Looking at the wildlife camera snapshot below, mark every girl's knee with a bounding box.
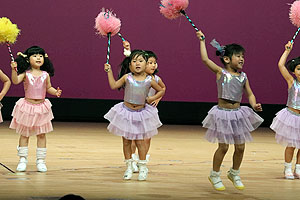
[37,134,46,139]
[218,143,229,153]
[235,144,245,153]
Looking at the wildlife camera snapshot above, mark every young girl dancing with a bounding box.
[130,50,166,172]
[0,69,11,123]
[104,49,165,181]
[196,31,263,191]
[270,41,300,180]
[10,46,62,172]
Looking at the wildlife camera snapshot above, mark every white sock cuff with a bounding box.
[36,148,47,159]
[17,146,28,157]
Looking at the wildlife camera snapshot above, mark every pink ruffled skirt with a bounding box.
[202,105,264,144]
[270,108,300,148]
[104,102,162,140]
[9,98,54,137]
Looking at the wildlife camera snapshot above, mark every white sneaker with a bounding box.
[123,159,133,180]
[208,170,225,191]
[284,162,295,180]
[16,157,28,172]
[227,168,245,190]
[294,164,300,179]
[36,159,47,172]
[138,161,148,181]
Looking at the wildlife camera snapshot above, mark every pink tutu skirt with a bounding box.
[104,102,162,140]
[202,105,264,144]
[270,108,300,148]
[0,102,3,123]
[9,98,54,137]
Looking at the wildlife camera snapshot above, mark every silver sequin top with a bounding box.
[217,69,247,102]
[287,79,300,109]
[148,75,160,97]
[124,73,152,105]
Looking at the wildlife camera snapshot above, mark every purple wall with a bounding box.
[0,0,297,104]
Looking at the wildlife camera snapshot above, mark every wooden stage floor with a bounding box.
[0,121,299,200]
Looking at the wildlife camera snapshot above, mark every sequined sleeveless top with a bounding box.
[148,75,160,97]
[124,73,152,105]
[217,69,247,103]
[24,70,48,99]
[287,79,300,109]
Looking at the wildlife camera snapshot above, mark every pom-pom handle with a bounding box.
[117,32,125,41]
[106,33,111,64]
[291,27,300,44]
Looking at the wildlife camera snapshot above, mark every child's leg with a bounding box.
[135,140,147,160]
[212,143,229,172]
[295,149,300,178]
[36,134,47,172]
[122,137,132,159]
[284,147,295,179]
[145,138,151,154]
[145,138,151,161]
[285,147,295,163]
[131,140,137,154]
[122,137,133,180]
[232,144,245,170]
[17,136,29,172]
[135,140,148,181]
[130,140,139,173]
[209,143,229,191]
[227,143,246,190]
[19,135,29,147]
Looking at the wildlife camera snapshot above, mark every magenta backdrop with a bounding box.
[0,0,298,104]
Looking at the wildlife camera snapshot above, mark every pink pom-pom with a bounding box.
[160,0,189,19]
[95,8,121,36]
[290,0,300,27]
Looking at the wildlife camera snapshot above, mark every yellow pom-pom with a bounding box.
[0,17,21,44]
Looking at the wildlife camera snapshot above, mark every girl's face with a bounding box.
[229,52,244,70]
[29,54,44,69]
[293,64,300,80]
[146,57,157,75]
[129,55,146,74]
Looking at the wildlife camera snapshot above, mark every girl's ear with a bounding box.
[223,56,230,64]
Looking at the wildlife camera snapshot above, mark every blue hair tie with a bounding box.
[210,39,225,56]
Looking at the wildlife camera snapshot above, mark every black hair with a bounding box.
[287,56,300,72]
[117,49,148,90]
[15,46,54,76]
[145,50,159,75]
[216,43,245,65]
[118,49,148,79]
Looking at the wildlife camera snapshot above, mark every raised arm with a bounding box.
[0,69,11,101]
[244,79,262,112]
[10,61,25,84]
[196,31,222,75]
[278,42,294,88]
[104,63,127,90]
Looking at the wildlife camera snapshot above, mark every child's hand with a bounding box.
[10,61,17,70]
[253,103,262,112]
[196,31,205,41]
[123,41,130,50]
[285,41,293,51]
[150,99,160,107]
[56,87,62,97]
[104,63,111,72]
